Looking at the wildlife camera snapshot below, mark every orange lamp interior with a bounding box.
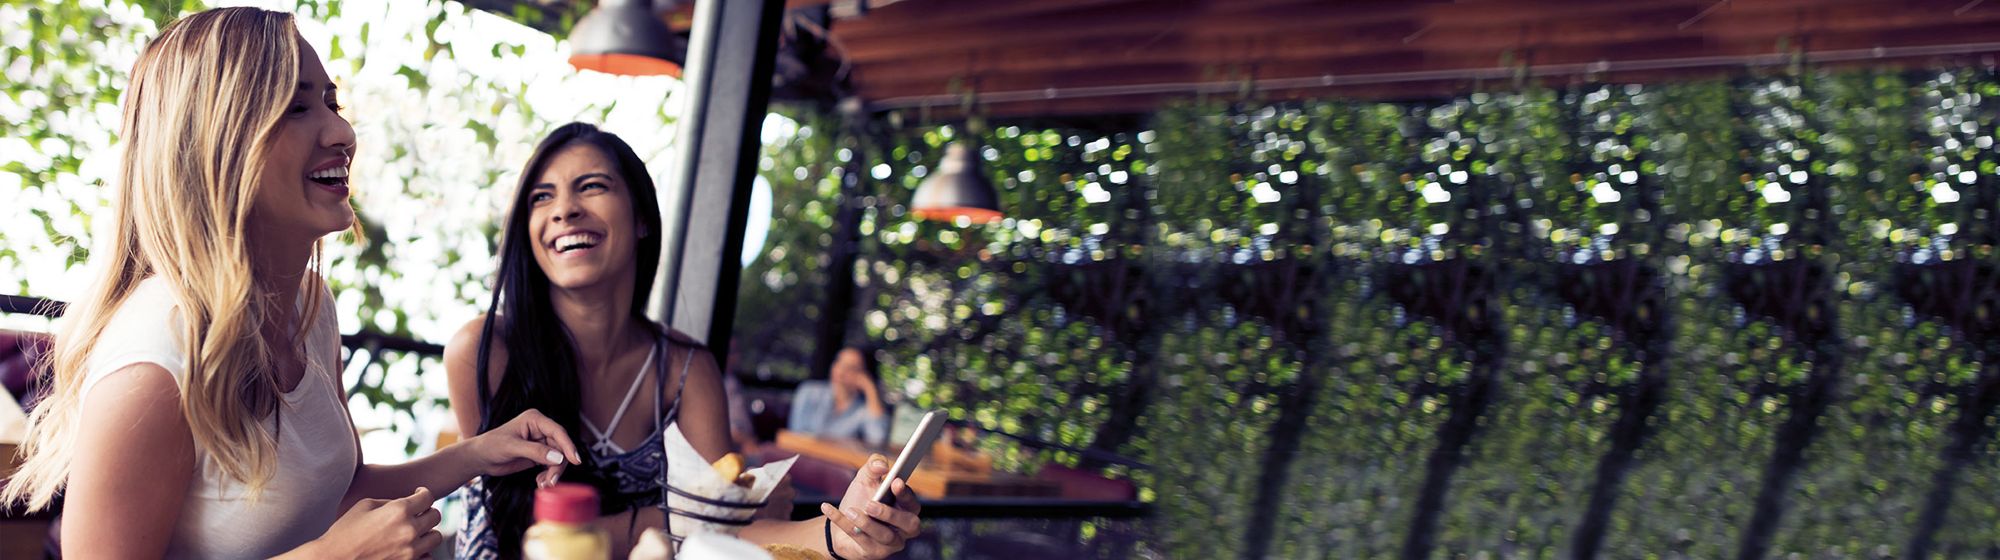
[569,53,683,78]
[911,207,1005,224]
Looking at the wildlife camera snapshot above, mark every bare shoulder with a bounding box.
[663,328,720,385]
[80,362,191,441]
[66,362,195,558]
[663,328,705,349]
[445,314,508,392]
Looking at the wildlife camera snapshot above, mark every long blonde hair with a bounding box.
[2,7,323,509]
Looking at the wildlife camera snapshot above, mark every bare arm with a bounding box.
[736,465,924,560]
[344,317,577,507]
[444,316,505,440]
[342,445,481,507]
[62,363,196,558]
[342,418,577,509]
[672,342,733,463]
[337,317,506,507]
[68,364,448,560]
[715,352,921,559]
[860,381,888,419]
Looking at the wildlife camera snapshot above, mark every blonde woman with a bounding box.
[1,8,580,559]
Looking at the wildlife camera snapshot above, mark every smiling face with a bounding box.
[250,40,355,243]
[528,143,645,291]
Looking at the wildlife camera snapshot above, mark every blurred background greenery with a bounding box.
[4,1,1998,558]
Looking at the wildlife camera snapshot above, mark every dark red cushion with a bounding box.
[0,329,52,410]
[1035,463,1137,501]
[0,331,58,551]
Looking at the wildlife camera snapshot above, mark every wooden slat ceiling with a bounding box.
[484,0,2000,119]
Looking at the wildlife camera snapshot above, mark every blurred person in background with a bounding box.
[788,346,891,446]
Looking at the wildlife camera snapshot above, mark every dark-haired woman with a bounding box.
[788,346,891,445]
[446,123,921,559]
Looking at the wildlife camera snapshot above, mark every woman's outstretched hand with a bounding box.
[467,408,582,486]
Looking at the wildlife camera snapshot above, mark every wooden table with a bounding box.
[0,441,43,560]
[774,430,1059,499]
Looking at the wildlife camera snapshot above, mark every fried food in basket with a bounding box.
[764,543,830,560]
[710,452,756,488]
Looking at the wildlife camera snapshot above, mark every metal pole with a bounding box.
[651,0,785,354]
[647,0,723,330]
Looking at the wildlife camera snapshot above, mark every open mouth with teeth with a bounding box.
[309,166,349,187]
[553,232,603,254]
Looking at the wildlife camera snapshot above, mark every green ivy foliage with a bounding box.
[738,71,1996,557]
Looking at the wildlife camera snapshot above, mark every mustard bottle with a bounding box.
[523,483,611,560]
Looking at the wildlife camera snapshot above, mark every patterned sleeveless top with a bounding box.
[456,330,694,560]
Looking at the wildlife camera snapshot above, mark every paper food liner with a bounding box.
[663,421,798,542]
[675,531,774,560]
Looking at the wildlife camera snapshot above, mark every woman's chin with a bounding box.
[316,211,356,238]
[547,270,612,292]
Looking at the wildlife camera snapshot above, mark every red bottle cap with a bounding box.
[535,483,598,524]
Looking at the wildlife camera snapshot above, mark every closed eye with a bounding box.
[530,191,554,203]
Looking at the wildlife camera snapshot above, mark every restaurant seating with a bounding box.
[0,329,51,409]
[0,328,59,559]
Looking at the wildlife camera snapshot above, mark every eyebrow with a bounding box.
[295,81,338,93]
[532,173,617,191]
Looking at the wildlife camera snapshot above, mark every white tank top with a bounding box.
[78,275,358,559]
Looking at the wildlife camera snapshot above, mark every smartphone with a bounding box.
[872,410,946,505]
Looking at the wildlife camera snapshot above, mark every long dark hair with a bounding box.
[475,122,663,557]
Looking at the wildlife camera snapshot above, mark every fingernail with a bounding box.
[845,510,861,523]
[545,450,563,465]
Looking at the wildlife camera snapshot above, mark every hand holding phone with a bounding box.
[873,410,946,505]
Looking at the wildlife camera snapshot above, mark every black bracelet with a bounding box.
[825,517,850,560]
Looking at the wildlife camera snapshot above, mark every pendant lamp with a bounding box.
[910,140,1003,224]
[569,0,686,77]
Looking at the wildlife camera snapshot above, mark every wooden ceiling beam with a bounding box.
[831,0,1923,42]
[833,1,1219,62]
[905,52,1989,120]
[1690,3,2000,39]
[831,0,1962,64]
[851,28,2000,105]
[1402,2,1994,50]
[830,0,1164,33]
[908,79,1542,120]
[838,0,1993,88]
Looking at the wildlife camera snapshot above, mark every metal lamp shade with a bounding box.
[569,0,686,77]
[911,141,1004,223]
